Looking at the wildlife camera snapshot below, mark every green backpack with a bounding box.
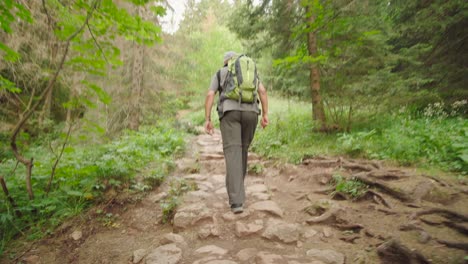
[221,54,258,104]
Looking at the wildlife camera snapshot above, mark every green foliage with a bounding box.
[337,103,468,173]
[251,96,337,163]
[0,122,186,255]
[331,174,368,199]
[160,178,197,224]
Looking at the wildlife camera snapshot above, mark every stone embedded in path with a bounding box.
[173,203,213,230]
[211,174,225,184]
[22,255,40,264]
[215,187,228,195]
[183,190,212,203]
[145,243,182,264]
[255,251,285,264]
[197,181,215,192]
[222,209,251,221]
[249,201,284,217]
[198,223,221,239]
[205,261,238,264]
[235,220,264,237]
[201,153,225,160]
[236,248,258,262]
[262,218,301,244]
[149,192,167,203]
[71,230,82,240]
[183,174,207,181]
[303,228,319,239]
[289,261,325,264]
[132,249,147,264]
[252,192,270,201]
[194,245,228,256]
[306,249,345,264]
[247,184,268,194]
[161,233,187,247]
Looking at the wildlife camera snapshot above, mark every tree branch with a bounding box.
[86,21,109,64]
[46,121,73,195]
[10,0,99,200]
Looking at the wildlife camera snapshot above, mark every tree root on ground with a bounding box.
[353,175,413,202]
[436,239,468,251]
[305,206,342,224]
[341,161,375,172]
[339,234,361,243]
[411,208,468,222]
[377,239,431,264]
[367,170,409,181]
[443,221,468,236]
[335,223,364,232]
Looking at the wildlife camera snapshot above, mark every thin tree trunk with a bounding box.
[306,6,327,131]
[128,6,145,131]
[46,121,73,195]
[0,176,22,217]
[10,1,98,200]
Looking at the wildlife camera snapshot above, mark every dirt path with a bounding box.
[4,130,468,264]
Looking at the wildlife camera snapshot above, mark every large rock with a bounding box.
[236,220,264,237]
[306,249,345,264]
[145,244,182,264]
[173,203,213,229]
[255,251,285,264]
[262,219,300,244]
[249,201,284,217]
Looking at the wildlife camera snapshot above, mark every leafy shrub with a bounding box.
[0,122,186,255]
[331,174,368,199]
[160,178,197,224]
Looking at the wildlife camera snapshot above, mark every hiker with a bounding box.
[204,51,269,214]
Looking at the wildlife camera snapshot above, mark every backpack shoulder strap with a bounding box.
[216,69,221,93]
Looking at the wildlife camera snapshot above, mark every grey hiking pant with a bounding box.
[220,110,258,205]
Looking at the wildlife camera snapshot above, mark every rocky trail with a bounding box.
[4,130,468,264]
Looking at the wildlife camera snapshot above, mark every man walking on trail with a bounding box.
[204,51,269,214]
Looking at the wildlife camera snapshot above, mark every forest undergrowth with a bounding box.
[0,121,186,256]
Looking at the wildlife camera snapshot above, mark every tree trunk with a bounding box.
[306,8,327,130]
[128,7,145,131]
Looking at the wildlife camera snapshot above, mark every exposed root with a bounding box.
[368,170,408,181]
[411,208,468,222]
[303,159,338,167]
[377,239,431,264]
[399,223,424,231]
[330,191,348,200]
[367,189,392,208]
[306,206,342,224]
[313,187,334,195]
[342,161,374,172]
[353,175,412,202]
[443,221,468,236]
[377,208,397,215]
[335,223,364,232]
[339,234,360,243]
[436,239,468,251]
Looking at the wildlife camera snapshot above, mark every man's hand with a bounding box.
[204,120,214,135]
[261,114,269,129]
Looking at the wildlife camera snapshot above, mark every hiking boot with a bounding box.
[230,204,243,214]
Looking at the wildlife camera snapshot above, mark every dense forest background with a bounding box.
[0,0,466,256]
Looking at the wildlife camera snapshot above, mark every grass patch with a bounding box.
[184,95,467,178]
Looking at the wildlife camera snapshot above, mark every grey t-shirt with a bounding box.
[209,67,260,118]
